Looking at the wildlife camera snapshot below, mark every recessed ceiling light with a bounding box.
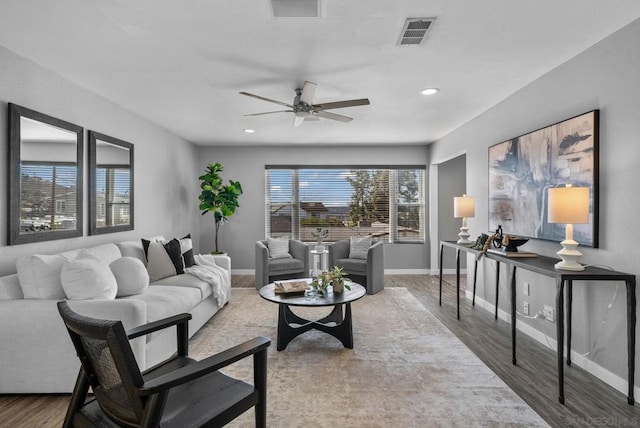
[420,88,439,95]
[244,129,255,133]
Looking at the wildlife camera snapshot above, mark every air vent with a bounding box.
[398,18,436,46]
[271,0,320,18]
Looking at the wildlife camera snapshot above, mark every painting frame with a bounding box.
[488,110,599,247]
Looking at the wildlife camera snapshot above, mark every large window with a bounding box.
[265,166,425,243]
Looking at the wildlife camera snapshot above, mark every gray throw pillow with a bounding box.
[350,236,372,259]
[267,237,292,259]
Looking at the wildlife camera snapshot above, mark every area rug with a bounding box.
[190,288,549,427]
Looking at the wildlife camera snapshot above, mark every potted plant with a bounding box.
[198,162,243,254]
[327,265,350,294]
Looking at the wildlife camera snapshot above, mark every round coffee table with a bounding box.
[258,279,366,351]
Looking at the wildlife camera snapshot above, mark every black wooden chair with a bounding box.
[57,301,270,428]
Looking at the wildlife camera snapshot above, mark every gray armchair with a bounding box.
[255,239,310,289]
[328,239,384,295]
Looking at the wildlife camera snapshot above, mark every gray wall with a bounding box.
[437,154,467,269]
[196,145,429,271]
[0,45,201,276]
[429,18,640,389]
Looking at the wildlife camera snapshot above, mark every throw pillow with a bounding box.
[142,238,184,282]
[267,237,292,259]
[349,236,372,259]
[110,257,149,297]
[180,234,196,268]
[61,250,118,300]
[16,253,72,299]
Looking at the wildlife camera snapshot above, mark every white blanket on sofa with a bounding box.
[185,255,231,308]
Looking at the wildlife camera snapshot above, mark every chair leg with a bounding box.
[63,368,91,428]
[254,348,268,428]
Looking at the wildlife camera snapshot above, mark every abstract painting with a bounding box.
[488,110,599,247]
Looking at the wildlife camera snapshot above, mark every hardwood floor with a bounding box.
[2,274,638,427]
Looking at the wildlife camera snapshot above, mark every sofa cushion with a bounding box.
[151,273,212,300]
[86,243,122,265]
[110,257,149,297]
[269,257,304,274]
[117,236,165,263]
[122,285,201,341]
[142,238,184,282]
[335,258,367,275]
[349,236,372,259]
[16,253,76,299]
[0,274,23,300]
[180,234,196,268]
[267,237,292,259]
[61,250,118,300]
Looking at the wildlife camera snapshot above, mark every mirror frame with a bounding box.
[8,104,84,245]
[88,131,134,235]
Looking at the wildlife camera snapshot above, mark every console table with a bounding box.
[438,240,636,405]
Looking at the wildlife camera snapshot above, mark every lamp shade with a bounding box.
[454,195,475,218]
[547,186,589,224]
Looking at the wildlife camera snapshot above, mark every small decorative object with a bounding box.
[547,184,590,271]
[502,235,529,252]
[454,194,475,246]
[312,227,328,252]
[328,265,349,294]
[310,266,351,296]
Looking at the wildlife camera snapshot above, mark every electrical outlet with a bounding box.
[543,305,555,323]
[523,301,530,316]
[523,282,530,296]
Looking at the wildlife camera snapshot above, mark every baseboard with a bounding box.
[465,290,638,402]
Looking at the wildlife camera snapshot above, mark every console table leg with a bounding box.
[567,281,573,366]
[627,279,636,405]
[456,249,461,319]
[439,244,444,306]
[556,279,565,404]
[495,261,500,320]
[472,259,478,307]
[510,266,517,365]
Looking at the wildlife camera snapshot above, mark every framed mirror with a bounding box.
[9,104,83,245]
[89,131,134,235]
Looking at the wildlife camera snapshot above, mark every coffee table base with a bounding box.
[277,303,353,351]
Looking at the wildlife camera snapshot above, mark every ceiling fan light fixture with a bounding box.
[420,88,439,95]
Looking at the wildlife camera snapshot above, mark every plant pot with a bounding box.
[332,279,344,294]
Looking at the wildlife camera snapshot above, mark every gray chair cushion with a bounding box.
[335,258,366,275]
[269,257,304,274]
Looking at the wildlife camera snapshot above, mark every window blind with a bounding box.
[96,166,131,227]
[19,162,77,231]
[265,166,425,243]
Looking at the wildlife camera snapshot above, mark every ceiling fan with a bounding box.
[239,81,370,127]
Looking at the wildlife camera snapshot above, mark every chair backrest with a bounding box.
[58,301,145,426]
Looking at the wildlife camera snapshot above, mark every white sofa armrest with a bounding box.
[0,298,148,393]
[211,254,231,272]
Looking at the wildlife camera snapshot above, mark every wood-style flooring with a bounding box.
[1,274,638,427]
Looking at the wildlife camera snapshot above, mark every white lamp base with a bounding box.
[457,226,473,246]
[554,238,584,271]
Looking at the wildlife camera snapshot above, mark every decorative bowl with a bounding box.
[503,236,529,252]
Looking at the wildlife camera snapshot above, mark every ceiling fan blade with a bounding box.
[299,81,317,105]
[244,110,293,117]
[312,98,370,111]
[312,110,353,123]
[293,116,305,127]
[239,91,293,108]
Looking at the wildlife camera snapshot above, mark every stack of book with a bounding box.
[274,280,308,295]
[487,248,537,258]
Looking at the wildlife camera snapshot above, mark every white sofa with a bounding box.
[0,239,231,393]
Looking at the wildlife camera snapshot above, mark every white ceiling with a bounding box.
[1,0,639,147]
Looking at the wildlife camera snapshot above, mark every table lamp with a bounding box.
[547,184,589,271]
[454,194,475,246]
